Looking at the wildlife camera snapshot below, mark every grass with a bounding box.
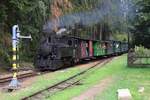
[133,58,150,65]
[45,55,126,100]
[0,54,150,100]
[46,55,150,100]
[0,67,84,100]
[95,56,150,100]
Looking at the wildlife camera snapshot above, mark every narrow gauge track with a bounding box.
[0,70,37,83]
[0,59,101,84]
[21,57,113,100]
[0,57,110,84]
[0,56,110,84]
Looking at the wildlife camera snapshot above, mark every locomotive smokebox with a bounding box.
[39,42,52,57]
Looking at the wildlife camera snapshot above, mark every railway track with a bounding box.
[0,57,109,84]
[21,57,113,100]
[0,70,36,83]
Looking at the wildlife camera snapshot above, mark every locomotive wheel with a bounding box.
[70,59,75,66]
[73,58,79,64]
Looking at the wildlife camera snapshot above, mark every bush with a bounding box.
[0,33,11,68]
[134,45,150,56]
[0,47,11,68]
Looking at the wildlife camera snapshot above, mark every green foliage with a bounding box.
[0,49,11,66]
[132,0,150,48]
[69,0,129,40]
[0,43,11,68]
[134,45,150,56]
[0,0,131,67]
[113,31,128,41]
[0,0,51,65]
[0,32,11,67]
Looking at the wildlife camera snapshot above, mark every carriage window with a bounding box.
[47,37,51,43]
[116,43,119,48]
[75,40,78,45]
[68,40,72,46]
[74,40,78,47]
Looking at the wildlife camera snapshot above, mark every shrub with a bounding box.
[134,45,150,56]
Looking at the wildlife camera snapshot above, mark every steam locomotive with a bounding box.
[34,28,128,70]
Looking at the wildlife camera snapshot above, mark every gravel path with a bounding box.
[72,77,113,100]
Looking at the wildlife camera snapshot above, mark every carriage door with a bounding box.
[74,39,79,58]
[89,40,93,57]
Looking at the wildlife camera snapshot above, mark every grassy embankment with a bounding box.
[0,54,149,100]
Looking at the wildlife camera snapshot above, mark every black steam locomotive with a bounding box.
[34,28,128,70]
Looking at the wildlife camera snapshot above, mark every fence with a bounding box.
[128,51,150,67]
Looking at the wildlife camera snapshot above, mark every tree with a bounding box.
[0,0,132,67]
[132,0,150,48]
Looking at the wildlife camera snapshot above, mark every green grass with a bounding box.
[1,55,150,100]
[0,67,84,100]
[95,57,150,100]
[46,55,150,100]
[45,55,127,100]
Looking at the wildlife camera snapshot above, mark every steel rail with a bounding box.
[21,57,113,100]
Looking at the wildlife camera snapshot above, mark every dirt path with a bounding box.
[72,77,113,100]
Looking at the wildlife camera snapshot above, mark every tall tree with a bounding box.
[132,0,150,48]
